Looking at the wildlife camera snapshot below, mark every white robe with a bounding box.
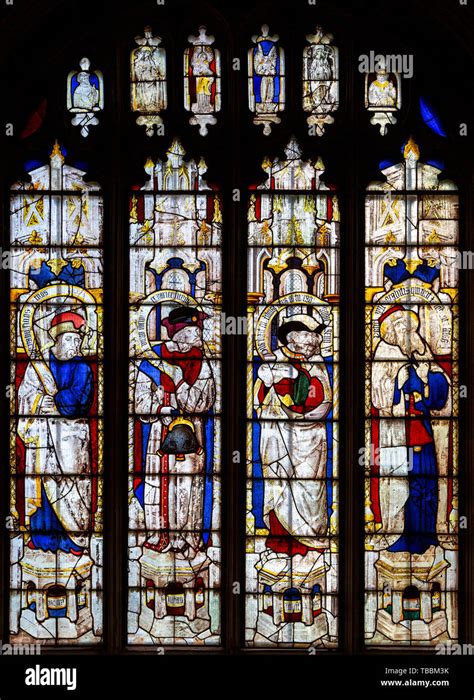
[371,341,410,544]
[17,363,92,547]
[256,349,332,547]
[135,346,215,554]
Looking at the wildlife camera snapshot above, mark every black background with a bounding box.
[0,0,472,696]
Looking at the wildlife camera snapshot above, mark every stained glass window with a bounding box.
[364,138,459,646]
[364,58,401,136]
[303,26,339,137]
[184,26,221,136]
[130,27,167,136]
[128,139,222,645]
[2,0,470,665]
[248,25,285,135]
[246,138,340,648]
[9,142,104,644]
[67,58,104,138]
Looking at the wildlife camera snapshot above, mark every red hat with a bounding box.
[378,304,419,337]
[378,304,406,327]
[162,306,208,339]
[49,312,87,340]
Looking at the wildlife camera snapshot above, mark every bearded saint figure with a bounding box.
[371,305,450,554]
[255,314,332,553]
[18,311,94,555]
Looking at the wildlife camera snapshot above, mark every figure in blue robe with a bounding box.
[388,363,449,554]
[29,348,94,554]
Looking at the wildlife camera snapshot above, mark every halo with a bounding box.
[254,292,333,360]
[135,289,201,358]
[372,279,452,354]
[20,283,97,360]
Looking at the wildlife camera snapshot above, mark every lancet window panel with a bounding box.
[127,139,223,646]
[8,143,104,645]
[246,138,340,648]
[364,139,459,647]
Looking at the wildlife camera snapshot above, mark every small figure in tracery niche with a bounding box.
[184,26,221,135]
[67,57,104,137]
[365,58,400,135]
[368,66,397,108]
[249,25,285,135]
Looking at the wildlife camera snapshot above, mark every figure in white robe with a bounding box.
[17,311,94,555]
[190,47,215,113]
[72,73,99,111]
[133,45,166,112]
[134,306,216,558]
[368,69,397,107]
[255,314,332,552]
[254,43,278,111]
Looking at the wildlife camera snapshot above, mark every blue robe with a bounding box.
[30,353,94,553]
[388,366,449,554]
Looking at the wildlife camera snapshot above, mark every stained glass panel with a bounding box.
[246,138,339,648]
[365,138,459,646]
[9,143,104,644]
[128,140,222,645]
[303,26,339,136]
[184,26,221,136]
[248,24,285,136]
[364,58,401,136]
[67,58,104,138]
[130,27,167,137]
